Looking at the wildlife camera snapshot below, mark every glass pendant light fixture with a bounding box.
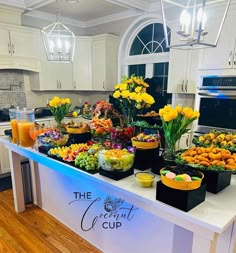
[41,0,76,62]
[160,0,232,49]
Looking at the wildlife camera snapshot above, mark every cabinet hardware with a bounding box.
[8,43,11,54]
[186,135,189,147]
[73,81,76,89]
[12,44,14,54]
[59,80,62,89]
[228,51,232,65]
[234,53,236,65]
[103,81,105,89]
[181,80,184,92]
[185,80,188,92]
[56,80,59,89]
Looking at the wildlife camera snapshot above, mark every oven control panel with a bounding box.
[200,76,236,89]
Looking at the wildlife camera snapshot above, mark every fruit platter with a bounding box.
[136,110,159,117]
[193,131,236,152]
[48,143,102,173]
[98,149,135,171]
[66,122,89,134]
[176,146,236,172]
[37,130,69,148]
[110,126,134,146]
[131,132,160,149]
[160,165,204,190]
[90,118,113,139]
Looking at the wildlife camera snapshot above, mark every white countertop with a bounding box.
[1,137,235,240]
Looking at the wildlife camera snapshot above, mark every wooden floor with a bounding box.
[0,189,102,253]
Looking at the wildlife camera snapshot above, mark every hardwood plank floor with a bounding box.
[0,190,102,253]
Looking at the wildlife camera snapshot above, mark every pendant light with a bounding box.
[160,0,232,49]
[41,0,76,62]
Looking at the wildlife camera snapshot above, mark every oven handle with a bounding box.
[198,92,236,98]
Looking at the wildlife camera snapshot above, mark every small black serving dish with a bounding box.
[99,167,134,180]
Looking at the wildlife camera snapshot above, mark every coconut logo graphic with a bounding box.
[104,196,124,213]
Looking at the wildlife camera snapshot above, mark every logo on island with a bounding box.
[69,192,138,231]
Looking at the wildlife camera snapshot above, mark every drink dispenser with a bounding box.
[18,108,35,147]
[9,107,19,144]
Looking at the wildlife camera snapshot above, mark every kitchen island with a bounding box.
[1,137,236,253]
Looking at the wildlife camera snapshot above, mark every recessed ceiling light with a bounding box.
[65,0,80,3]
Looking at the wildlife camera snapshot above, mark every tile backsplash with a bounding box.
[0,70,26,108]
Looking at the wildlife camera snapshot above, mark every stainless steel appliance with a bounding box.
[195,76,236,134]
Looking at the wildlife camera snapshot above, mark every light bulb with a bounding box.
[49,40,54,53]
[197,8,207,30]
[65,41,70,53]
[57,39,62,52]
[180,10,191,34]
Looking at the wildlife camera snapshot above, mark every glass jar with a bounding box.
[17,108,35,147]
[9,107,19,144]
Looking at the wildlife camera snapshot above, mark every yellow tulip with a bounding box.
[175,105,182,113]
[115,84,121,89]
[113,90,121,98]
[129,92,138,100]
[119,83,127,91]
[192,111,200,118]
[121,90,130,98]
[182,107,193,119]
[136,103,142,109]
[65,98,71,104]
[135,86,142,93]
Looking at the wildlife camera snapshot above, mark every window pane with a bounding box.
[130,37,144,56]
[128,64,146,77]
[137,24,153,47]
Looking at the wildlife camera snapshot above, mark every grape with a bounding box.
[75,152,98,171]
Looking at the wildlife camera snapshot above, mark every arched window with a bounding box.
[130,23,170,55]
[118,15,172,106]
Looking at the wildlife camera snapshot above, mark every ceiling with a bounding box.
[0,0,161,28]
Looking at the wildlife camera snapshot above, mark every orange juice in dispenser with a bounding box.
[9,107,19,144]
[18,108,35,147]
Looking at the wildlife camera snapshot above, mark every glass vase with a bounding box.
[121,107,136,127]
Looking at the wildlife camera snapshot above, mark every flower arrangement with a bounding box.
[112,75,155,126]
[48,96,71,131]
[91,100,120,119]
[159,105,200,159]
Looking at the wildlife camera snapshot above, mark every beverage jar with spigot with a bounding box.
[17,108,35,147]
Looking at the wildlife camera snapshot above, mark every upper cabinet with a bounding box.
[0,26,40,59]
[73,37,93,90]
[91,34,119,91]
[198,14,236,70]
[167,24,198,94]
[30,62,73,91]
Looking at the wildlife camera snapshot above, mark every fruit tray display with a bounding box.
[37,130,69,147]
[176,146,236,172]
[98,149,135,172]
[160,165,203,190]
[66,122,89,134]
[193,131,236,152]
[131,132,160,149]
[48,143,102,174]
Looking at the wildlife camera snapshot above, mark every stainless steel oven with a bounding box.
[195,76,236,133]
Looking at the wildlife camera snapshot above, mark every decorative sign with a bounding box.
[69,191,138,232]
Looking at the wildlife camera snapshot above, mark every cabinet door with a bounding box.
[185,50,198,94]
[56,63,73,90]
[0,27,11,56]
[0,142,10,174]
[10,29,40,59]
[167,23,189,93]
[40,62,58,90]
[178,133,191,150]
[73,38,92,90]
[91,39,106,91]
[198,15,236,70]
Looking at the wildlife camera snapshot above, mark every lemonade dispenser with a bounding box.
[9,107,19,144]
[18,108,35,147]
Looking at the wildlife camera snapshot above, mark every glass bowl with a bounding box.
[135,172,155,187]
[98,149,135,172]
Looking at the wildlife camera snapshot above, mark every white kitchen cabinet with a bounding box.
[30,62,73,91]
[0,26,40,59]
[198,14,236,70]
[73,37,93,90]
[167,24,198,94]
[91,34,119,91]
[0,125,11,174]
[178,133,192,150]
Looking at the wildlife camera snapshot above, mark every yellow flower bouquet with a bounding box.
[48,96,71,131]
[159,105,200,160]
[113,75,155,126]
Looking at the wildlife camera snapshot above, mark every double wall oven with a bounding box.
[195,76,236,134]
